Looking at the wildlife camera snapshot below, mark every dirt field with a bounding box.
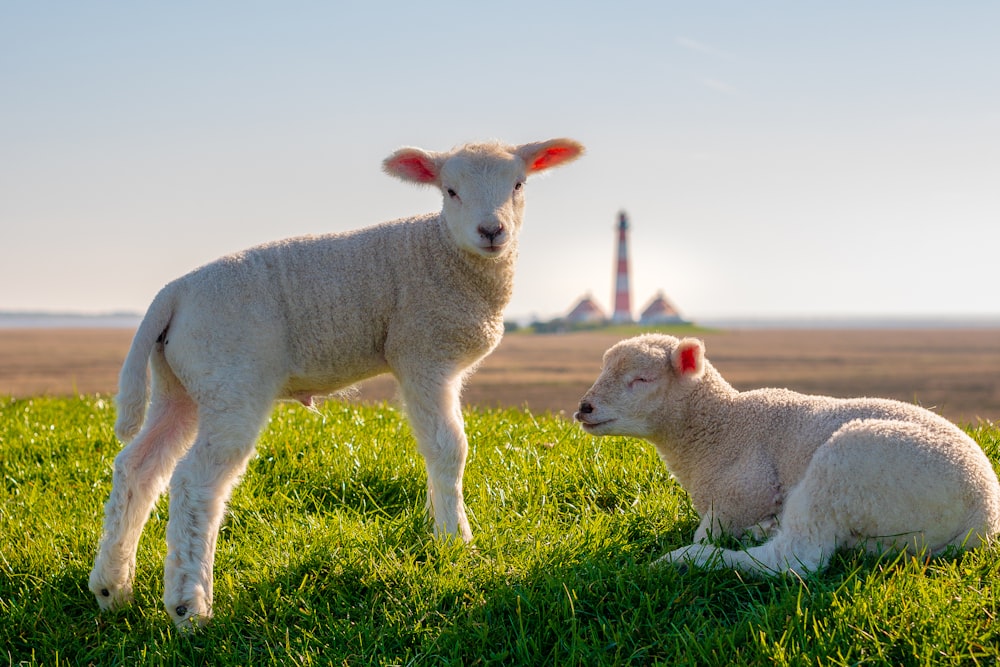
[2,327,998,424]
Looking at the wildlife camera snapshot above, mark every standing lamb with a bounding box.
[89,138,584,628]
[575,334,1000,576]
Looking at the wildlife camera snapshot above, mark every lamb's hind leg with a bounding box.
[162,398,272,629]
[398,373,472,543]
[90,355,198,610]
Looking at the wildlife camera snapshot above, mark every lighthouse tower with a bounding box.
[611,211,634,323]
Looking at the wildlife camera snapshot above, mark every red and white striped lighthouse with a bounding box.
[611,211,633,323]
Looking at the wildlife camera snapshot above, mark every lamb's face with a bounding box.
[382,139,583,260]
[575,338,674,438]
[439,151,526,259]
[574,334,705,439]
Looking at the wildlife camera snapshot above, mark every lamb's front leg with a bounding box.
[692,508,721,543]
[657,509,739,570]
[399,374,472,542]
[692,506,772,543]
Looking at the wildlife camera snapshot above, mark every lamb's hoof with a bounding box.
[169,602,211,632]
[654,544,714,571]
[651,552,687,573]
[88,578,134,612]
[164,575,212,630]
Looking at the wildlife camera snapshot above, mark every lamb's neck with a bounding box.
[434,217,517,314]
[650,370,740,479]
[464,248,517,311]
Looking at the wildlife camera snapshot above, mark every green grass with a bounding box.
[2,396,999,666]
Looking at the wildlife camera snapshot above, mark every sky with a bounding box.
[2,1,998,322]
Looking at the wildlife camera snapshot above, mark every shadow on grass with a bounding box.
[296,468,425,520]
[217,519,900,665]
[4,531,987,666]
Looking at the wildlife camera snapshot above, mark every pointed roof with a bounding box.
[566,294,607,323]
[640,291,684,323]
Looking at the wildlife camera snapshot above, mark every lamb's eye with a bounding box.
[447,188,458,199]
[628,377,649,389]
[513,182,523,192]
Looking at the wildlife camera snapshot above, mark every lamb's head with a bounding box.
[575,334,707,439]
[383,138,584,259]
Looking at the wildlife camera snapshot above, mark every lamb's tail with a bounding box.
[114,286,177,443]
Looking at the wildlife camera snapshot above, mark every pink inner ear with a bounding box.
[678,345,699,375]
[390,155,437,183]
[530,146,576,172]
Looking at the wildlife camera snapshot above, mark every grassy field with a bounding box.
[2,396,1000,665]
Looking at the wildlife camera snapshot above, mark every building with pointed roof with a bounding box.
[639,291,685,324]
[565,293,607,324]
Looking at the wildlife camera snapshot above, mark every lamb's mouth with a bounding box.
[575,415,615,430]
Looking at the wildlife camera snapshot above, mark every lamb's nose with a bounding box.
[478,223,504,242]
[577,400,594,414]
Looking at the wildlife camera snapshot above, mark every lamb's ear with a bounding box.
[516,138,585,174]
[670,338,705,381]
[383,148,444,186]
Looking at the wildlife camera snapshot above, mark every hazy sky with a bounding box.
[3,2,998,321]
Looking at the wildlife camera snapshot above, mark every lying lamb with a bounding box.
[89,138,584,628]
[575,334,1000,576]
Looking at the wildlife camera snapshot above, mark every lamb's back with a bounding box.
[165,214,505,392]
[729,388,964,488]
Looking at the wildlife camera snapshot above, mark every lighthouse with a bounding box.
[611,210,633,323]
[563,208,689,329]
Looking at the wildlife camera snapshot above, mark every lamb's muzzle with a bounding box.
[573,400,603,428]
[477,222,504,242]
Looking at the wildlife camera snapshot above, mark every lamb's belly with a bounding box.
[281,354,390,402]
